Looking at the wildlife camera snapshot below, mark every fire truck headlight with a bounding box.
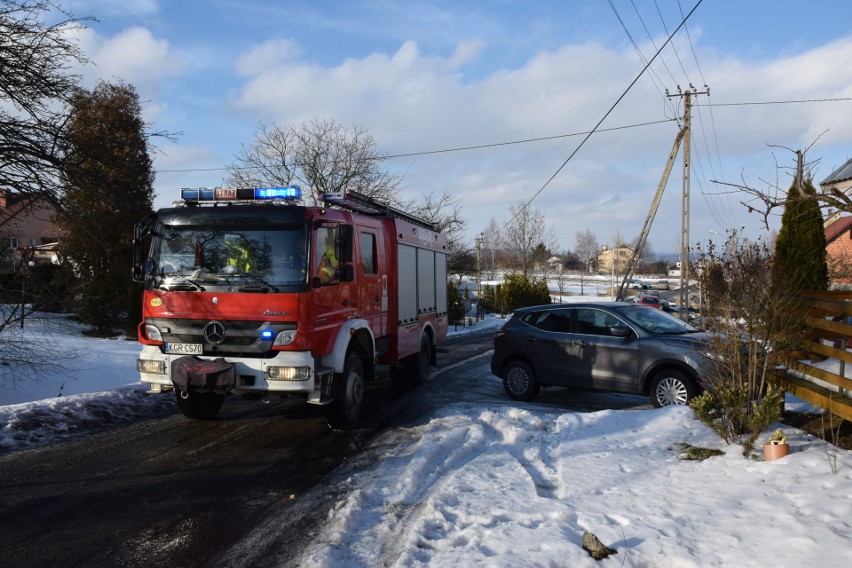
[272,330,297,346]
[138,359,166,374]
[145,324,163,342]
[267,366,311,381]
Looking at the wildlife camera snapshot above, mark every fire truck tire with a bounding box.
[175,390,225,420]
[327,349,365,429]
[405,334,432,387]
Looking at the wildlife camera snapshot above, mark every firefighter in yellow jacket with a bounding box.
[317,243,338,283]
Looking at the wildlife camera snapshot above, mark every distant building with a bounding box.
[825,216,852,288]
[596,245,635,275]
[820,157,852,226]
[820,159,852,288]
[0,192,61,271]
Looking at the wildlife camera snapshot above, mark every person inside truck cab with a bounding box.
[317,242,338,283]
[225,237,252,273]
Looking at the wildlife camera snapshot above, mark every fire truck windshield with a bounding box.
[155,225,308,289]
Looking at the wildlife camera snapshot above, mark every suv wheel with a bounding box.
[650,370,696,407]
[502,360,540,401]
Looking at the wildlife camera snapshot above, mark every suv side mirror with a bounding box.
[609,326,632,338]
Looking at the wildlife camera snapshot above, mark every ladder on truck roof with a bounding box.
[322,190,437,231]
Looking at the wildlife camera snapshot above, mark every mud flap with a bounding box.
[171,356,236,393]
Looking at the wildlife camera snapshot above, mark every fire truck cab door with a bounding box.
[311,223,354,347]
[356,227,387,337]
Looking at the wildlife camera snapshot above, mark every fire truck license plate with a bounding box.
[166,343,203,355]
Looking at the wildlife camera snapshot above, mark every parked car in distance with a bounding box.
[639,295,663,309]
[633,291,671,311]
[629,279,649,290]
[654,279,670,290]
[491,302,711,407]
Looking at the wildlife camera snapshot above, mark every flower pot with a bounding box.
[763,442,790,461]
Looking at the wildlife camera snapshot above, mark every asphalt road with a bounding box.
[0,329,497,568]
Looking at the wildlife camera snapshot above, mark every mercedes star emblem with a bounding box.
[203,320,226,345]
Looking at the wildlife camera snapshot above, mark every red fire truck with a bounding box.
[132,187,448,428]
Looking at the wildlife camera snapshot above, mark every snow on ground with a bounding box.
[0,313,170,451]
[295,397,852,567]
[2,306,851,567]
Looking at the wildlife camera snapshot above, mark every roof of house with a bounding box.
[825,216,852,244]
[821,157,852,186]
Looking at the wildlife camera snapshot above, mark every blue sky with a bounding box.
[56,0,852,254]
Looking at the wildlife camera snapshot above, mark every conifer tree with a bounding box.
[57,81,154,333]
[770,151,828,294]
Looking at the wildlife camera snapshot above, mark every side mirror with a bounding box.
[337,224,354,263]
[609,326,632,338]
[336,264,354,282]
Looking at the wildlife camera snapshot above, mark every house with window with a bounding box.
[824,215,852,288]
[821,157,852,225]
[820,158,852,288]
[0,192,61,271]
[596,245,635,275]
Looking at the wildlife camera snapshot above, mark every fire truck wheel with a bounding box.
[328,349,365,429]
[405,334,432,386]
[175,390,225,420]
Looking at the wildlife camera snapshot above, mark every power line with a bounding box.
[383,119,675,159]
[607,0,678,118]
[154,118,677,174]
[506,0,704,226]
[154,97,852,175]
[700,97,852,107]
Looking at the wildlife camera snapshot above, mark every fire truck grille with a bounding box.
[169,319,261,331]
[172,333,256,346]
[149,318,295,356]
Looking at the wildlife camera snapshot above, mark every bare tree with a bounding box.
[481,218,500,279]
[404,191,465,244]
[713,143,850,228]
[1,1,94,380]
[0,1,91,213]
[690,232,793,455]
[574,228,599,273]
[227,118,400,206]
[404,190,471,282]
[553,264,569,301]
[629,234,656,273]
[501,201,557,278]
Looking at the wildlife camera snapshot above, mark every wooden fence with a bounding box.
[773,291,852,421]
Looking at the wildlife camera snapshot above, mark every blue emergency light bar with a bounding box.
[180,186,302,203]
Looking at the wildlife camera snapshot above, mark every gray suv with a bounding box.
[490,302,711,407]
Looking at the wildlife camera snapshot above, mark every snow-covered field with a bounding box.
[1,306,851,567]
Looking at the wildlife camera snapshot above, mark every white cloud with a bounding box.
[235,38,303,77]
[68,26,184,122]
[446,39,484,70]
[224,33,852,249]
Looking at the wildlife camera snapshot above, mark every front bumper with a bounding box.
[138,344,316,395]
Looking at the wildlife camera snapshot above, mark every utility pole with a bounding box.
[475,233,483,321]
[667,85,709,319]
